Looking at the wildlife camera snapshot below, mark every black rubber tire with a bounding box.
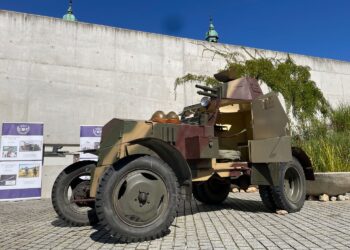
[271,158,306,213]
[51,161,98,226]
[192,182,206,203]
[192,178,230,205]
[95,156,180,242]
[259,185,277,212]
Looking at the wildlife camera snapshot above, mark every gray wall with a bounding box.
[1,10,350,198]
[1,10,350,145]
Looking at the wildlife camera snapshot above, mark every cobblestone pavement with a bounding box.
[1,193,350,250]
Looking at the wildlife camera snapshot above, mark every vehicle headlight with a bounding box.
[200,97,210,107]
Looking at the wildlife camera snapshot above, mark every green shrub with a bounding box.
[296,133,350,172]
[332,104,350,133]
[295,104,350,172]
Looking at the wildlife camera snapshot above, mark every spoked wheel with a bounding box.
[95,156,179,242]
[193,175,230,205]
[52,161,98,226]
[271,158,306,212]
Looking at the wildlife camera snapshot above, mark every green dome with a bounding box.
[63,1,77,21]
[63,13,76,22]
[205,18,219,43]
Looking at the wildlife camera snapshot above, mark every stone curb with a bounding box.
[307,172,350,196]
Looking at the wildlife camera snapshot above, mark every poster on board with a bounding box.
[0,122,44,201]
[0,161,42,200]
[0,123,44,161]
[80,125,102,160]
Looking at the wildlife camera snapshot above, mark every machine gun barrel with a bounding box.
[197,91,218,98]
[195,84,218,93]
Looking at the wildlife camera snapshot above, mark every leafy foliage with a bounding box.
[175,46,330,124]
[331,104,350,133]
[294,104,350,172]
[176,45,350,172]
[175,74,220,87]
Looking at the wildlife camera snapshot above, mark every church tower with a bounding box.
[205,18,219,43]
[63,0,77,21]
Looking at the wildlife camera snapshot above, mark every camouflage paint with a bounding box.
[87,76,313,197]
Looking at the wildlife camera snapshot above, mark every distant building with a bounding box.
[205,18,219,43]
[63,0,76,22]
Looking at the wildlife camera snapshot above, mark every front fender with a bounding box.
[292,147,315,180]
[129,137,192,200]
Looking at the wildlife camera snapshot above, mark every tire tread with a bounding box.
[258,185,277,212]
[95,156,180,243]
[270,158,306,213]
[51,162,98,226]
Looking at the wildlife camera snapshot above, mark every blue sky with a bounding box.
[1,0,349,62]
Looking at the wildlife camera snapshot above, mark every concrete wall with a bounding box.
[1,10,350,145]
[41,165,66,198]
[0,10,350,198]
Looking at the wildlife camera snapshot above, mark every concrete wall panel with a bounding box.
[0,10,349,145]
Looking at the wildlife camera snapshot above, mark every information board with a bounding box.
[0,161,42,200]
[0,123,43,161]
[0,123,43,201]
[80,125,102,160]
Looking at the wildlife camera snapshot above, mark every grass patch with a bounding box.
[295,104,350,172]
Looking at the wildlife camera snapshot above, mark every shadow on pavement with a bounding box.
[205,197,268,213]
[87,196,268,244]
[51,217,72,227]
[89,225,171,244]
[176,196,268,218]
[51,195,268,244]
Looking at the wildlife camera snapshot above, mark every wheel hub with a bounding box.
[284,165,302,202]
[113,170,168,227]
[137,191,149,206]
[72,181,92,206]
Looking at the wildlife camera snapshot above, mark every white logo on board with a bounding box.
[16,124,30,135]
[93,127,102,137]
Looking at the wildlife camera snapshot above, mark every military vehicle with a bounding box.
[52,70,314,242]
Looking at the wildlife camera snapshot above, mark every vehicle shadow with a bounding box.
[86,196,268,244]
[50,211,98,228]
[51,195,268,244]
[89,225,171,244]
[51,218,70,227]
[184,196,269,215]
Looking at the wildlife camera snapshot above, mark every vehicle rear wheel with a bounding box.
[95,156,179,242]
[271,158,306,212]
[51,161,98,226]
[259,185,277,212]
[192,182,205,203]
[192,177,230,204]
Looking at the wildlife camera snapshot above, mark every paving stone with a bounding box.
[1,193,350,249]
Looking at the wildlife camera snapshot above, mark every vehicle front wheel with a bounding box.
[271,158,306,212]
[95,156,179,242]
